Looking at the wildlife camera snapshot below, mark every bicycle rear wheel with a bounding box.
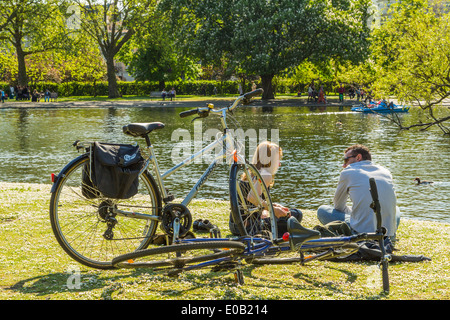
[229,163,277,237]
[248,243,359,265]
[112,241,246,275]
[49,153,162,269]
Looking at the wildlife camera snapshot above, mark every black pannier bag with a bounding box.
[82,142,145,199]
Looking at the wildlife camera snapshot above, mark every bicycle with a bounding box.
[49,88,278,269]
[111,178,390,292]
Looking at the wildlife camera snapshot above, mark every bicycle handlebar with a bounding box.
[179,108,199,118]
[243,88,264,100]
[369,177,383,232]
[369,178,379,202]
[179,88,264,118]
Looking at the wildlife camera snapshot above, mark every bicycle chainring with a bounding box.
[160,203,192,238]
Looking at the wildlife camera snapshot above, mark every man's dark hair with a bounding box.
[346,144,372,161]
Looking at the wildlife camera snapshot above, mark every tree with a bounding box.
[73,0,157,98]
[118,13,200,90]
[0,0,69,86]
[371,0,450,134]
[0,3,16,33]
[161,0,371,99]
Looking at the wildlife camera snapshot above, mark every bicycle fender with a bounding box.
[50,153,88,193]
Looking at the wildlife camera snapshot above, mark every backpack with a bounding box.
[313,220,353,237]
[313,221,431,263]
[82,142,144,199]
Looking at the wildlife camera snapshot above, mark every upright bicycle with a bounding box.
[49,89,277,269]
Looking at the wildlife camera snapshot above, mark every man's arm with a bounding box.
[333,172,350,213]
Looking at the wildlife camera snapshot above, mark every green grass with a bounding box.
[0,182,448,300]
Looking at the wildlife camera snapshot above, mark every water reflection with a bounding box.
[0,105,449,223]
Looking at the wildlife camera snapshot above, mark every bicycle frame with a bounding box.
[146,128,230,207]
[114,92,260,225]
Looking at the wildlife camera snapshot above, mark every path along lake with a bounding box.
[1,103,449,223]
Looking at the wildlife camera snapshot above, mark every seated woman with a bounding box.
[229,141,302,238]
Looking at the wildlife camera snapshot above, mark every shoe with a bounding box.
[193,219,216,232]
[193,219,203,231]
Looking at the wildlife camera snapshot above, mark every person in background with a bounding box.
[169,87,176,101]
[318,85,326,103]
[338,83,345,102]
[44,89,51,102]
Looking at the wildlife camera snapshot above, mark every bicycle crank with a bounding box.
[160,203,192,238]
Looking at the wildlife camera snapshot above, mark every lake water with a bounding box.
[1,104,449,223]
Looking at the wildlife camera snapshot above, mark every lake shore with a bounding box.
[0,96,370,109]
[0,182,448,300]
[1,94,449,110]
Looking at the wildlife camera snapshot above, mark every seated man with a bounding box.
[317,144,401,240]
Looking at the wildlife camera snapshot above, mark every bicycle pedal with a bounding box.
[209,227,221,238]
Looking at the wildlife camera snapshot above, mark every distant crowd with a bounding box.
[302,82,373,104]
[1,85,57,103]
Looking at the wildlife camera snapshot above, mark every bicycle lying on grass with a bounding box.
[111,178,390,292]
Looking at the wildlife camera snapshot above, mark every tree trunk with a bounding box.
[159,80,166,91]
[106,54,120,98]
[260,74,275,100]
[16,45,28,86]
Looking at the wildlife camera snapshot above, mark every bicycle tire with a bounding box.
[229,163,277,237]
[49,153,162,269]
[112,241,246,271]
[250,256,303,265]
[249,243,359,265]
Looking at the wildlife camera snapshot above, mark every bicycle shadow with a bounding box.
[243,263,387,299]
[6,269,151,297]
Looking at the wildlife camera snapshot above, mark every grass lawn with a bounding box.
[0,182,448,300]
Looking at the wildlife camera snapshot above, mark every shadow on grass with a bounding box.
[242,263,387,299]
[7,262,389,299]
[6,268,152,297]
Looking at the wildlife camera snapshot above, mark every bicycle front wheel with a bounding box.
[49,153,162,269]
[229,163,277,237]
[112,241,246,274]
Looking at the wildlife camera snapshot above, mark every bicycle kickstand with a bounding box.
[234,269,245,285]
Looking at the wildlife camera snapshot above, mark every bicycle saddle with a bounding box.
[123,122,165,137]
[287,216,321,250]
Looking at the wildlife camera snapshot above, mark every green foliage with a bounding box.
[0,0,72,85]
[161,0,371,99]
[368,0,450,133]
[371,0,450,102]
[71,0,158,98]
[118,11,200,84]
